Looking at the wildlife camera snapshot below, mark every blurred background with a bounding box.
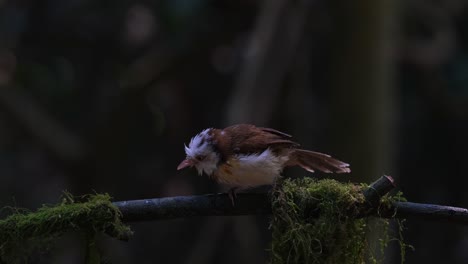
[0,0,468,263]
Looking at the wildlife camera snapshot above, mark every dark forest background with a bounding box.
[1,0,468,263]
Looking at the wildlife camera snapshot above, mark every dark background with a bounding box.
[1,0,468,263]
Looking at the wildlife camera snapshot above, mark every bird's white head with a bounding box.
[177,128,220,175]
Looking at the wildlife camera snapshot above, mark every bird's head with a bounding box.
[177,128,220,175]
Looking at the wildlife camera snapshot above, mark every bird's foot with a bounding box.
[228,187,238,206]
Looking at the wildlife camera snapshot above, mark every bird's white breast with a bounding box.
[214,148,289,187]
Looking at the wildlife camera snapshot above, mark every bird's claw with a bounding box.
[228,188,238,206]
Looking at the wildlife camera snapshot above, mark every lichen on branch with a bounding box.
[270,178,407,264]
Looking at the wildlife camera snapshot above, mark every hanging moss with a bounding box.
[270,178,407,264]
[0,193,132,263]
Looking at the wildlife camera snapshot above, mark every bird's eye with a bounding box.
[196,155,206,161]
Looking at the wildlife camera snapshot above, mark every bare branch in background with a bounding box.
[0,86,85,161]
[225,0,315,126]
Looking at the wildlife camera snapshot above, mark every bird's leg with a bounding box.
[228,187,238,206]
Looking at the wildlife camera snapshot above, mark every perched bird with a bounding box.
[177,124,350,201]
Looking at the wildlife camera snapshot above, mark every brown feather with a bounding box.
[287,149,351,173]
[258,127,293,138]
[214,124,299,157]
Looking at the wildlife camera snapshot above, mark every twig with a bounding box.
[363,175,396,207]
[113,190,468,225]
[386,202,468,225]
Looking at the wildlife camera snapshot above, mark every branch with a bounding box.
[363,175,395,207]
[114,194,468,224]
[385,202,468,225]
[114,193,270,222]
[113,176,468,224]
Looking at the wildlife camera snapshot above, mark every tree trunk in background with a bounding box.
[225,0,312,126]
[329,0,397,191]
[329,0,397,261]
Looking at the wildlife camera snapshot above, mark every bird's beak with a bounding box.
[177,158,195,170]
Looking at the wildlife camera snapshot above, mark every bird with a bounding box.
[177,124,350,203]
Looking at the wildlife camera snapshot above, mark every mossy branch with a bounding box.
[114,176,468,224]
[2,176,467,263]
[0,193,133,263]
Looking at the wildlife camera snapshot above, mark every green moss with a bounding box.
[270,178,407,264]
[0,193,132,263]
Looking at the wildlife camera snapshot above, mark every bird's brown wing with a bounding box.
[221,124,299,155]
[214,124,351,174]
[257,127,293,138]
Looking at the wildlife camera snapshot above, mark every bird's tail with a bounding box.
[287,149,351,173]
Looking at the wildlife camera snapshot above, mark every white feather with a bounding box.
[216,148,289,187]
[184,129,210,157]
[184,129,220,175]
